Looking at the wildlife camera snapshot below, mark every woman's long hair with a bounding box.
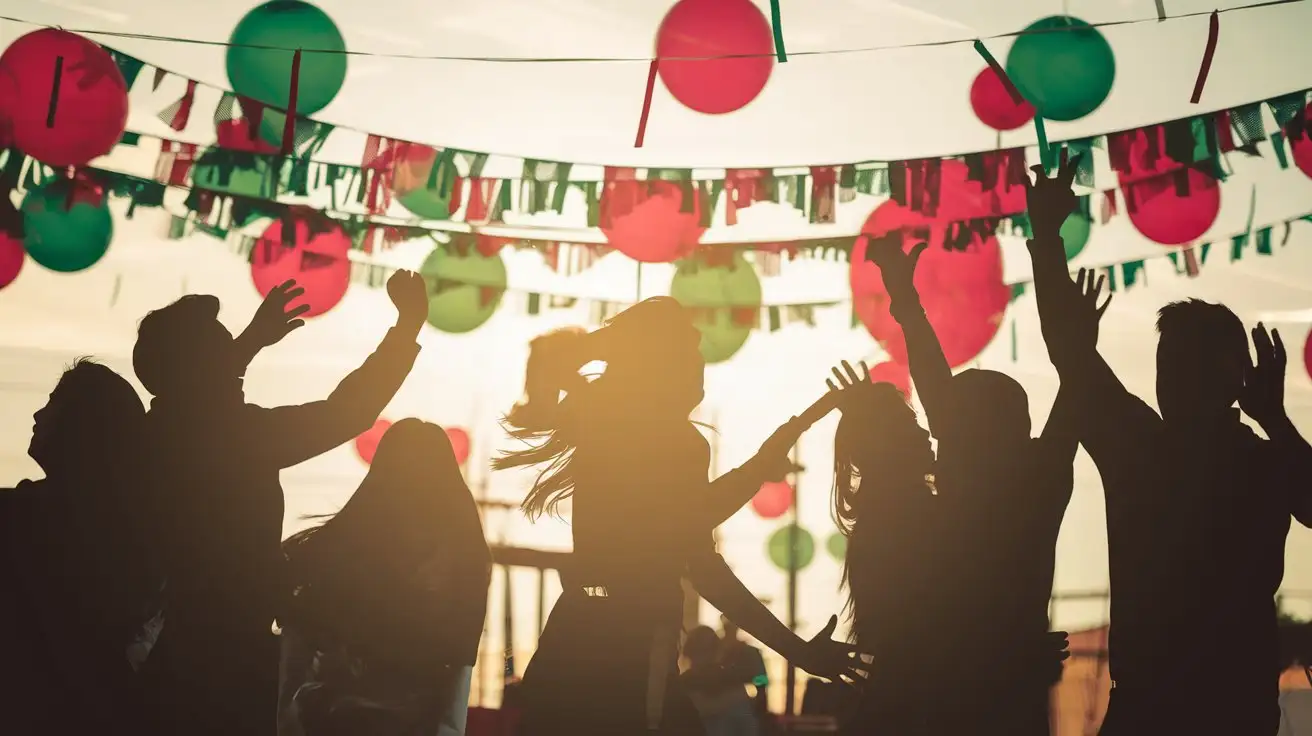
[493,298,702,521]
[830,382,924,633]
[283,419,489,624]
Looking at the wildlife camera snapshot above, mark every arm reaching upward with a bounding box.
[232,279,311,374]
[248,270,427,469]
[869,239,956,438]
[1237,325,1312,527]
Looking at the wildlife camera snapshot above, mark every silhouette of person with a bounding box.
[1,358,155,735]
[1026,153,1312,735]
[681,625,759,736]
[868,237,1080,734]
[277,418,491,736]
[494,297,864,736]
[718,614,770,727]
[132,272,428,736]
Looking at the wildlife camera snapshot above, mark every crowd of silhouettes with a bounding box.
[1,155,1311,736]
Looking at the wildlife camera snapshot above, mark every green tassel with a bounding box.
[1199,242,1212,264]
[1256,226,1273,255]
[1122,261,1146,289]
[527,293,541,315]
[550,163,573,213]
[582,182,600,227]
[1271,132,1290,170]
[1010,319,1018,362]
[1010,282,1027,302]
[768,306,781,332]
[1102,266,1118,292]
[1230,234,1248,261]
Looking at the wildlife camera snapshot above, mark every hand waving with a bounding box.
[1240,323,1287,428]
[794,615,869,687]
[387,269,429,334]
[244,279,310,349]
[868,238,928,304]
[1025,149,1083,241]
[1070,268,1112,346]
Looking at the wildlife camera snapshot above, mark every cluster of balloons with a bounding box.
[970,16,1116,130]
[765,526,849,572]
[355,418,473,466]
[0,29,129,280]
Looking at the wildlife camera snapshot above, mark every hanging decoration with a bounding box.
[1005,16,1116,122]
[1124,169,1222,246]
[446,426,471,466]
[767,526,815,572]
[1061,212,1093,260]
[970,67,1035,132]
[601,178,706,263]
[0,65,16,149]
[0,229,24,290]
[354,418,391,464]
[1305,330,1312,384]
[1289,102,1312,181]
[868,361,912,398]
[850,199,1010,368]
[20,175,114,273]
[420,238,507,334]
[669,250,762,364]
[0,29,128,167]
[392,145,459,221]
[825,532,847,561]
[751,481,793,519]
[654,0,775,115]
[216,116,279,155]
[192,147,282,200]
[226,1,347,118]
[250,210,351,317]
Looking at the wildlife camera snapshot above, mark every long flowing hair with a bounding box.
[284,419,490,626]
[493,297,702,521]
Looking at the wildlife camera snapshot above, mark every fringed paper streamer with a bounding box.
[280,49,302,157]
[1189,11,1219,104]
[46,56,64,128]
[635,59,659,148]
[1155,0,1167,21]
[1034,117,1055,172]
[972,40,1024,105]
[770,0,787,62]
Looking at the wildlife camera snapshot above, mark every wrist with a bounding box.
[393,315,425,337]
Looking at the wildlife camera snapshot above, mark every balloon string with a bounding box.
[770,0,788,62]
[634,59,658,149]
[280,49,302,157]
[971,40,1024,106]
[1189,11,1220,104]
[0,0,1301,63]
[46,55,64,128]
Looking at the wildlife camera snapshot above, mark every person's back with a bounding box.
[682,626,758,736]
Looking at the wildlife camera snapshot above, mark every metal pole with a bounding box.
[784,444,800,720]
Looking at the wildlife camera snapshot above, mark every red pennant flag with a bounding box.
[280,49,302,156]
[634,60,659,148]
[1190,12,1219,104]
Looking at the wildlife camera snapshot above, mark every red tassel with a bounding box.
[1190,11,1219,104]
[280,49,302,156]
[634,59,659,148]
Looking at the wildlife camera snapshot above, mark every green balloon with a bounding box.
[419,243,507,334]
[21,180,113,273]
[1060,213,1092,260]
[192,148,282,199]
[226,1,347,116]
[669,252,762,364]
[397,187,455,222]
[826,532,847,561]
[768,526,816,572]
[1005,16,1115,122]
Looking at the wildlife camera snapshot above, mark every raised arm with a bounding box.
[1237,325,1312,527]
[248,270,428,469]
[868,239,956,436]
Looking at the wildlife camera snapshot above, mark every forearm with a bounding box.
[319,324,421,434]
[1262,415,1312,524]
[1026,237,1095,375]
[888,295,953,426]
[689,554,806,662]
[703,458,774,528]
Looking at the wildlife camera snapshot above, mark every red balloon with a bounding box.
[1304,330,1312,384]
[970,67,1036,132]
[655,0,775,115]
[751,481,793,519]
[1111,126,1188,186]
[0,230,24,290]
[891,159,1027,223]
[250,213,351,318]
[1124,168,1221,246]
[216,119,278,154]
[850,201,1010,367]
[1289,102,1312,181]
[355,418,392,464]
[600,180,706,263]
[868,361,912,398]
[445,427,471,466]
[0,29,128,167]
[0,64,16,149]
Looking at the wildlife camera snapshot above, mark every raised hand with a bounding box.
[794,615,869,686]
[1071,268,1113,344]
[1240,323,1287,428]
[387,269,428,334]
[1025,149,1083,242]
[822,360,873,410]
[869,238,928,304]
[243,279,310,350]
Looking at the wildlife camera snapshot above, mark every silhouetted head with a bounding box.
[833,381,933,534]
[29,358,145,478]
[1155,299,1248,421]
[133,295,242,399]
[684,625,721,668]
[948,369,1031,447]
